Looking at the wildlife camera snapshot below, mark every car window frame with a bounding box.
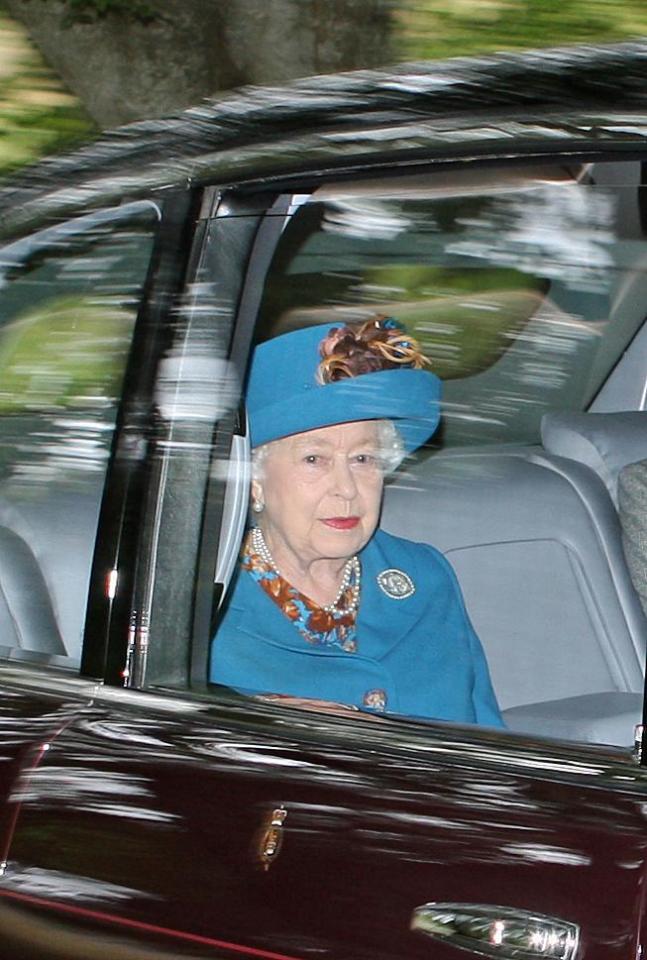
[0,199,165,674]
[111,190,287,694]
[77,188,203,685]
[188,192,296,691]
[191,162,647,759]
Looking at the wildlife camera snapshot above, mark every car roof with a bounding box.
[2,38,647,238]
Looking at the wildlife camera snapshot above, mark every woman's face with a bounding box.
[253,420,384,567]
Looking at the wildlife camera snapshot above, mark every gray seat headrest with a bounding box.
[541,411,647,505]
[0,525,65,656]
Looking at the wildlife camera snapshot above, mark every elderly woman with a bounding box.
[210,317,502,726]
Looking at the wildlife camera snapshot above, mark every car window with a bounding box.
[256,161,647,446]
[0,204,159,667]
[200,161,647,751]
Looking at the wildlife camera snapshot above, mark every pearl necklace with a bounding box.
[251,526,361,614]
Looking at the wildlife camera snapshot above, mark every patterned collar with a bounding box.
[241,531,359,653]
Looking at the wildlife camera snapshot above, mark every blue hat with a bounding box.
[246,323,441,453]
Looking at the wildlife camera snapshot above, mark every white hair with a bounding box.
[376,420,406,474]
[252,420,405,478]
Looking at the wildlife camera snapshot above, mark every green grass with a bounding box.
[266,264,546,380]
[0,9,96,178]
[0,295,134,413]
[397,0,647,60]
[358,264,546,378]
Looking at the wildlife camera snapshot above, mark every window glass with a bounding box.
[257,161,646,446]
[207,162,647,750]
[0,208,157,666]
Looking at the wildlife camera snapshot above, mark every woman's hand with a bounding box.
[255,693,373,718]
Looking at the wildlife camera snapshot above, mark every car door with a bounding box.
[0,190,198,953]
[3,671,647,960]
[0,197,166,762]
[2,159,647,960]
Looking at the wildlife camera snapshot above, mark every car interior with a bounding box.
[250,158,647,746]
[382,409,647,744]
[1,159,647,749]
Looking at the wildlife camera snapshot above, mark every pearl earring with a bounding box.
[252,499,264,513]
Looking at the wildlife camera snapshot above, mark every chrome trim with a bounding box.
[411,903,580,959]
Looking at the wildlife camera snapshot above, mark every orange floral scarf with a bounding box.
[242,531,358,652]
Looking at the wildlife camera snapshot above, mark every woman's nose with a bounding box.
[331,457,357,499]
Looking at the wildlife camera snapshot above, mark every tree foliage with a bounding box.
[398,0,647,60]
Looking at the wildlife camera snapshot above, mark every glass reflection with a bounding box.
[0,226,152,484]
[258,162,645,447]
[2,864,142,903]
[0,216,155,663]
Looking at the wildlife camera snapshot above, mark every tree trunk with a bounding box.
[1,0,394,128]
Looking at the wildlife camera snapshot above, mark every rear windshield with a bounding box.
[256,161,647,446]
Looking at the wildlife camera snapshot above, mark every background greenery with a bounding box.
[398,0,647,59]
[2,0,647,177]
[0,9,95,176]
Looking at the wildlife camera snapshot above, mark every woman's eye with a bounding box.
[354,453,377,466]
[303,454,321,465]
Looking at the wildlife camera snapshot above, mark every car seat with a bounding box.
[381,412,647,745]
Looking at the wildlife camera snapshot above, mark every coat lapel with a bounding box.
[357,530,427,660]
[229,566,343,656]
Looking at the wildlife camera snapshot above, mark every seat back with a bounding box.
[0,481,104,661]
[541,411,647,505]
[381,437,647,743]
[0,524,65,656]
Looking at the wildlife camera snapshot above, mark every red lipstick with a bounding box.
[322,517,360,530]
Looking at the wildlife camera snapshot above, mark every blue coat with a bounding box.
[210,529,503,727]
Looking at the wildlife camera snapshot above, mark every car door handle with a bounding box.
[411,903,580,959]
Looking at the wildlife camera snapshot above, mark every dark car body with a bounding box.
[2,41,647,960]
